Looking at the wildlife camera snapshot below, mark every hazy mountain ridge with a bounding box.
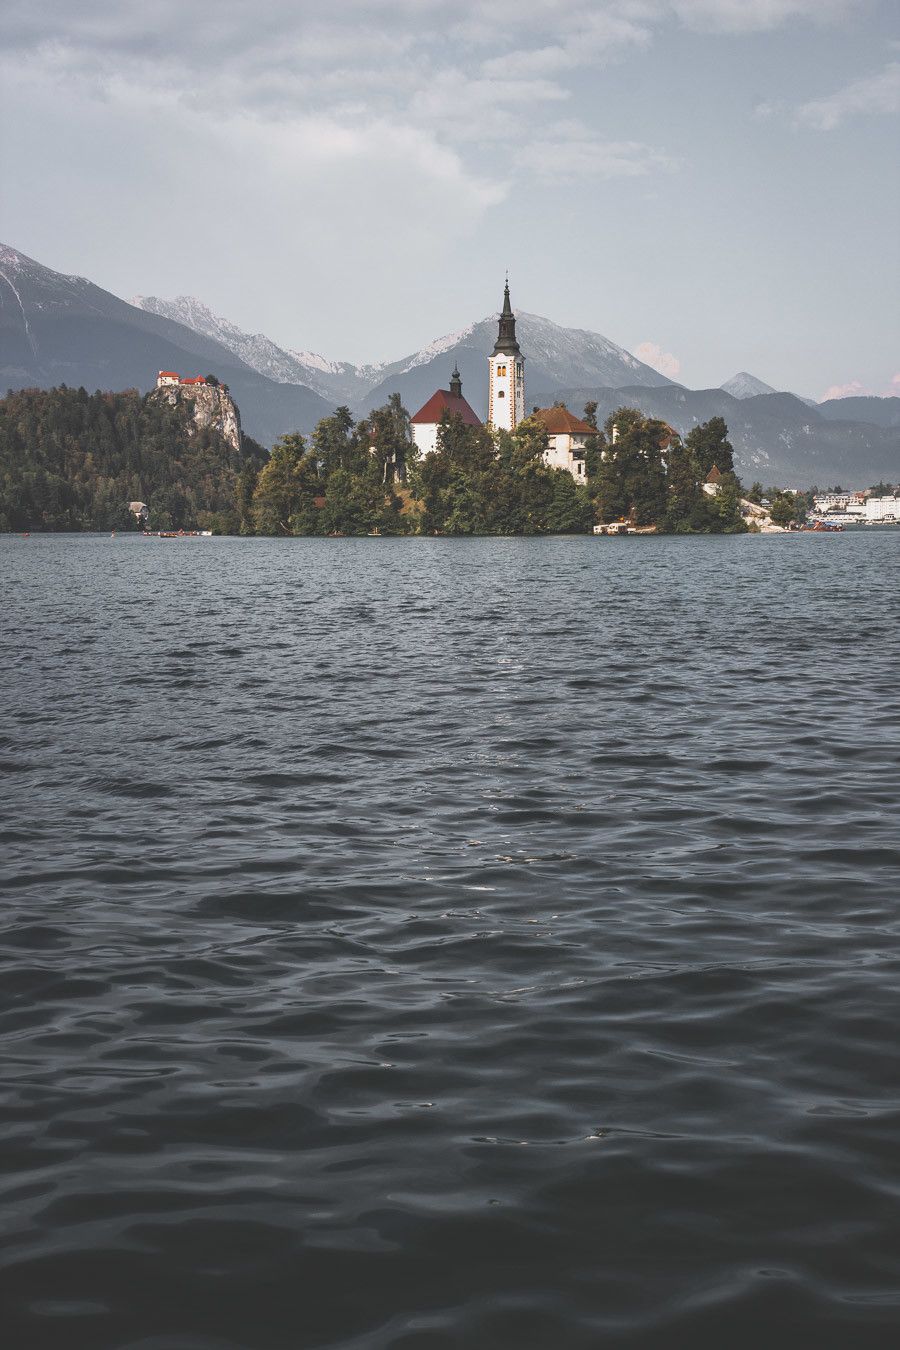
[817,396,900,429]
[130,299,673,416]
[131,295,386,404]
[354,311,673,420]
[554,384,900,487]
[2,244,897,482]
[0,246,332,444]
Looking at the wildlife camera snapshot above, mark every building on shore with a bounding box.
[703,465,724,497]
[530,406,593,483]
[409,366,482,456]
[865,495,900,521]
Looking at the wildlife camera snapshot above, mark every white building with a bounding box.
[865,495,900,521]
[702,465,724,497]
[532,407,593,482]
[409,367,482,456]
[487,281,525,432]
[157,370,180,386]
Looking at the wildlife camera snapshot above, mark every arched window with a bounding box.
[498,389,505,398]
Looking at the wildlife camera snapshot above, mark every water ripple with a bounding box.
[1,532,899,1349]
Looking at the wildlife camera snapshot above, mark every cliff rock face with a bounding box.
[151,382,242,453]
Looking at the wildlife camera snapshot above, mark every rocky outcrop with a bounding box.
[151,381,242,453]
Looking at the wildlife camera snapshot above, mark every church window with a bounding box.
[498,389,505,397]
[497,364,506,377]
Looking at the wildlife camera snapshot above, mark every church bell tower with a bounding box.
[488,279,525,432]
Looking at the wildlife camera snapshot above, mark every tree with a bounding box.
[768,490,799,528]
[704,471,747,533]
[663,434,706,532]
[366,396,413,486]
[251,432,319,534]
[685,416,735,481]
[546,471,594,533]
[320,467,384,535]
[593,408,667,526]
[235,461,259,535]
[312,406,359,477]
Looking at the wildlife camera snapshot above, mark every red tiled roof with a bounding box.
[158,371,180,379]
[410,389,482,427]
[180,376,207,385]
[533,407,596,436]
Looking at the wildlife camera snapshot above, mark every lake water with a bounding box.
[2,532,899,1350]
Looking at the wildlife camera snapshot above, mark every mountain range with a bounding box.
[131,295,672,415]
[0,246,332,446]
[2,243,897,486]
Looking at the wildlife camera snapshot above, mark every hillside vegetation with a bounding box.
[0,386,266,532]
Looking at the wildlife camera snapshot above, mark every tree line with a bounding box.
[0,385,266,532]
[1,384,752,535]
[243,399,748,536]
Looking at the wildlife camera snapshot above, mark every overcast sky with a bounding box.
[2,0,898,396]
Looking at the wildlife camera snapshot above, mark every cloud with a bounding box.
[796,61,900,130]
[516,123,678,181]
[634,342,682,378]
[671,1,854,33]
[819,380,870,400]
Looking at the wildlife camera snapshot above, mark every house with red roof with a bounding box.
[703,464,723,496]
[410,366,482,456]
[531,406,596,483]
[156,371,207,388]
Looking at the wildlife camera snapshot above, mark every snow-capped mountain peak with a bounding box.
[721,371,777,399]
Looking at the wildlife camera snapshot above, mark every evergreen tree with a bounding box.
[312,406,359,476]
[0,386,264,532]
[685,416,735,480]
[593,408,667,526]
[251,432,319,535]
[663,434,707,532]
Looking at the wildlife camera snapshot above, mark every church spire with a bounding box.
[492,277,520,355]
[449,364,462,398]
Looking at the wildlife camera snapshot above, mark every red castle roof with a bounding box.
[158,371,180,379]
[410,389,481,427]
[180,376,207,385]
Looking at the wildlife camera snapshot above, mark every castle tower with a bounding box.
[488,280,525,432]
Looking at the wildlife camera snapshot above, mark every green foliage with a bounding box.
[247,399,414,537]
[663,435,707,532]
[685,415,735,480]
[413,412,591,535]
[0,385,264,532]
[592,408,667,526]
[703,471,747,533]
[747,481,764,504]
[251,432,321,535]
[768,490,801,527]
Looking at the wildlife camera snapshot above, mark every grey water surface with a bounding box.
[1,532,899,1350]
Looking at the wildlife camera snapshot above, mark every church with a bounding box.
[409,281,591,481]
